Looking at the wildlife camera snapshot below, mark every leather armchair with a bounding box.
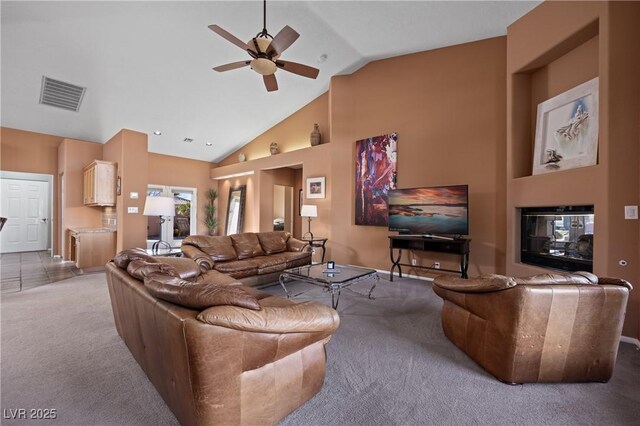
[432,271,632,384]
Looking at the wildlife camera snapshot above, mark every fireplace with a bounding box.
[520,205,594,272]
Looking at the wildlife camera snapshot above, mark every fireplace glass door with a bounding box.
[520,206,594,272]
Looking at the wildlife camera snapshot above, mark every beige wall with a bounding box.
[331,37,507,274]
[506,1,640,337]
[213,37,507,276]
[218,93,330,166]
[58,138,104,258]
[148,152,218,236]
[212,145,331,243]
[2,127,218,256]
[1,127,99,256]
[103,130,149,251]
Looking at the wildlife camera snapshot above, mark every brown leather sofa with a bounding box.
[432,271,632,384]
[182,231,312,287]
[105,249,340,425]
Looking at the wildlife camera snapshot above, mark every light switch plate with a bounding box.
[127,207,138,214]
[624,205,638,220]
[130,192,139,199]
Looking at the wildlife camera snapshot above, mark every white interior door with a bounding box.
[1,179,50,253]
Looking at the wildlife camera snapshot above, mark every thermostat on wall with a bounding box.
[624,205,638,220]
[130,192,139,199]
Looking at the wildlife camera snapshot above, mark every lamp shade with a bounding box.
[143,196,175,217]
[300,204,318,218]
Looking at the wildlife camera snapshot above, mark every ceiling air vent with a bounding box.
[39,76,86,112]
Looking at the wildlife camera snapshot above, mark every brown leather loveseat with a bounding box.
[105,249,340,425]
[433,271,632,384]
[182,231,311,287]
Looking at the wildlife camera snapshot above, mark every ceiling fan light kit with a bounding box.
[209,0,319,92]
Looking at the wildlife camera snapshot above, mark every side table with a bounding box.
[302,237,328,263]
[142,247,183,257]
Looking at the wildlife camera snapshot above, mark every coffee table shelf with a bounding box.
[279,263,379,309]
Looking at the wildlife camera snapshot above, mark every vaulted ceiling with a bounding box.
[1,1,539,162]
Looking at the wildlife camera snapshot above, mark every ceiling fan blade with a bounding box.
[275,60,319,79]
[208,24,256,56]
[263,74,278,92]
[213,61,250,72]
[267,25,300,57]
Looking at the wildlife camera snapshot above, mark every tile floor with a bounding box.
[0,251,81,293]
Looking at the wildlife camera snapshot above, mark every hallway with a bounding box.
[0,251,80,293]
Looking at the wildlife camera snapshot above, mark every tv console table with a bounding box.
[389,235,470,281]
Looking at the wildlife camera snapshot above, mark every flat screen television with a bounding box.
[388,185,469,236]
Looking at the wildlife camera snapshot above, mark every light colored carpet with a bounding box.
[1,273,639,425]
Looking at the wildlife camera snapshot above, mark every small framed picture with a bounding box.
[116,176,122,196]
[327,261,335,269]
[306,176,325,199]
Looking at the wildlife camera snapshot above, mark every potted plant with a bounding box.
[203,189,218,236]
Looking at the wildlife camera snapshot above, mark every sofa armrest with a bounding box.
[598,277,633,290]
[158,257,201,281]
[287,237,310,253]
[181,244,215,272]
[144,273,261,311]
[197,301,339,334]
[433,274,517,293]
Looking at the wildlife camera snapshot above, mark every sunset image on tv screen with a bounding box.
[388,185,468,235]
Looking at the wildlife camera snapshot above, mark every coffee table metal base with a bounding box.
[279,270,379,309]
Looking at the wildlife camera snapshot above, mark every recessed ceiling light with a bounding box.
[206,142,213,146]
[183,138,194,143]
[153,130,162,135]
[317,54,328,63]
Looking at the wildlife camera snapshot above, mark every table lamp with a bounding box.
[300,204,318,240]
[143,196,175,253]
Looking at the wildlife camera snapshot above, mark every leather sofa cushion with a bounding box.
[113,248,158,269]
[144,273,260,311]
[514,271,598,285]
[257,231,288,255]
[160,257,202,281]
[231,233,265,259]
[434,274,517,293]
[270,251,312,268]
[215,259,259,279]
[252,256,287,275]
[185,235,237,262]
[195,269,241,286]
[197,301,340,333]
[127,260,180,280]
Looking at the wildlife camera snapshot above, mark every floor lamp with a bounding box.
[143,196,175,253]
[300,204,317,240]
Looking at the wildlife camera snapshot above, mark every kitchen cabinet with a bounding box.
[68,229,116,269]
[83,160,116,206]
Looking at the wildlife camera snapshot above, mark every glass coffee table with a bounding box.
[279,263,379,309]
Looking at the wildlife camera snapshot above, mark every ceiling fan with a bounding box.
[209,0,319,92]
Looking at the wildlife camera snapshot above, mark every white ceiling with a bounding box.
[1,1,539,162]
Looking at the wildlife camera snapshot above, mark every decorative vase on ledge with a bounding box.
[270,142,279,155]
[310,123,321,146]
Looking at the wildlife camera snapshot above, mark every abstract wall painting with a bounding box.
[355,132,398,226]
[533,77,599,175]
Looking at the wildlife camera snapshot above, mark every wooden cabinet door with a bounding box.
[94,162,116,205]
[83,161,116,206]
[74,232,116,269]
